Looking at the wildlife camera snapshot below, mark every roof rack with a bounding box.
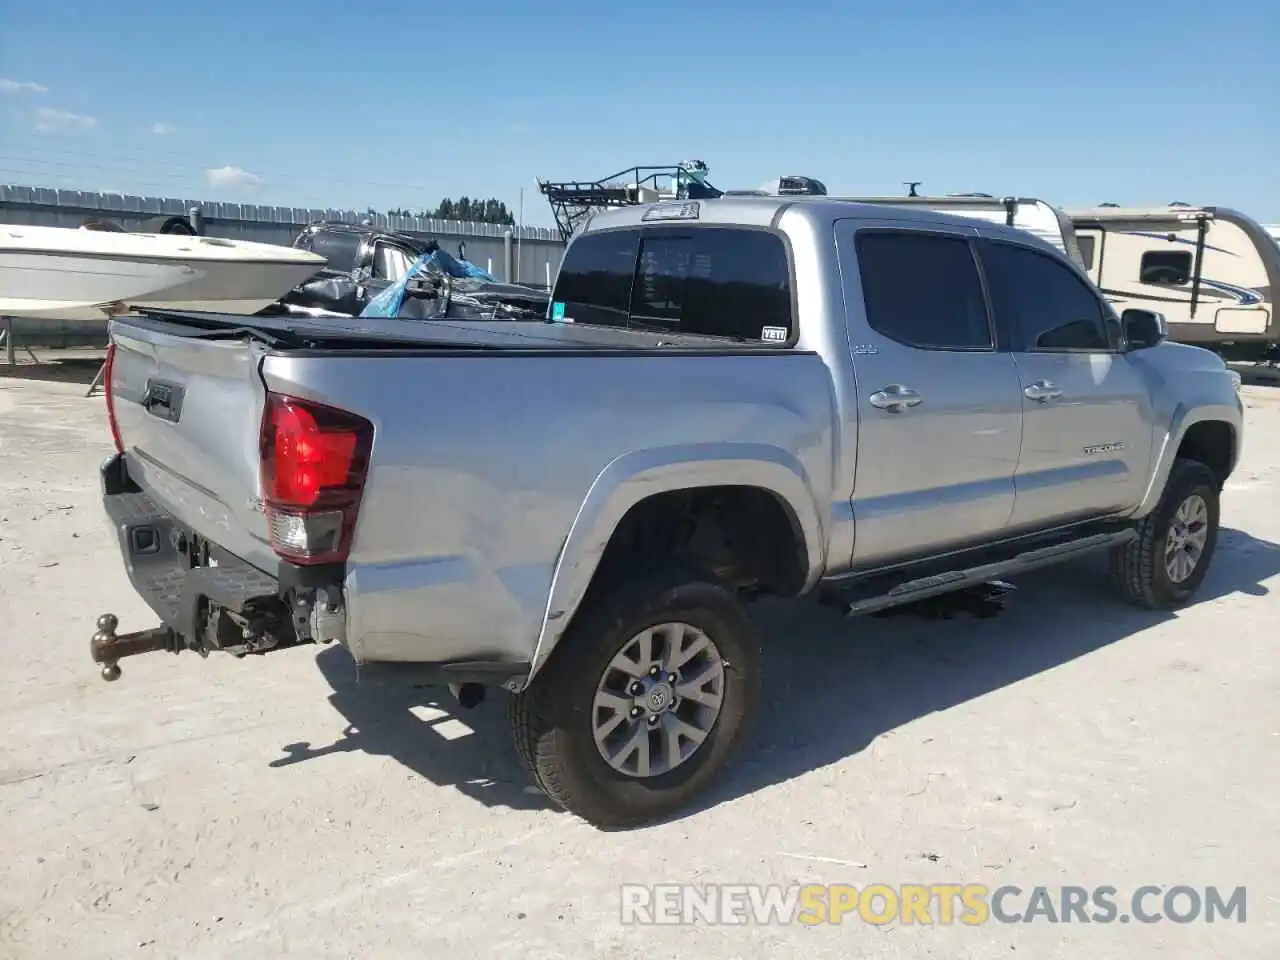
[537,162,723,241]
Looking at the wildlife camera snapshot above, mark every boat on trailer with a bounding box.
[0,224,326,322]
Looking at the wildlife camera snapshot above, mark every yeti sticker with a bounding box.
[761,326,787,343]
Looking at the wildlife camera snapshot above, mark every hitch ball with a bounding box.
[93,614,122,681]
[89,615,173,682]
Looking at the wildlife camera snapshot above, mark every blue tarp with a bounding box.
[360,250,497,318]
[432,248,497,281]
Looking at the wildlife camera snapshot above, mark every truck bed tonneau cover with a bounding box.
[129,309,801,353]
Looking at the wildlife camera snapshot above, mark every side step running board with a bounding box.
[844,529,1136,617]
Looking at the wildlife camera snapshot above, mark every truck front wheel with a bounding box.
[1110,458,1220,609]
[510,566,761,828]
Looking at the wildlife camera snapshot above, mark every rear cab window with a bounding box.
[551,226,795,344]
[552,229,638,327]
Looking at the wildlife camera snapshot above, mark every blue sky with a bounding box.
[1,0,1277,227]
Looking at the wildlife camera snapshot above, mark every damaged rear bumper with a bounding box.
[93,454,530,692]
[93,453,343,680]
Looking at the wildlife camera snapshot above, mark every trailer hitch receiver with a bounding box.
[90,614,175,682]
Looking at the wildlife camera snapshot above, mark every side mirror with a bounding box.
[1123,308,1168,350]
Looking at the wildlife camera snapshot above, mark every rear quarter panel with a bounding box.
[259,350,835,670]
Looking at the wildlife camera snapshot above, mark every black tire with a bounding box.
[1110,458,1220,609]
[139,214,196,236]
[509,565,761,829]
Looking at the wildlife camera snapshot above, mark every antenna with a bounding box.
[904,181,922,197]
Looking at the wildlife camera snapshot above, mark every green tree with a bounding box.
[372,199,516,225]
[429,197,516,225]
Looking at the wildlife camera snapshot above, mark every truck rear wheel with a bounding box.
[1110,458,1220,609]
[509,566,761,828]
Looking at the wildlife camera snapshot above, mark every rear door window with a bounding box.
[855,230,993,350]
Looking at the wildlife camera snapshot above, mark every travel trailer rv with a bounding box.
[829,194,1085,267]
[1067,205,1280,361]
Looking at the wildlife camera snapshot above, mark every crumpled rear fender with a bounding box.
[525,442,826,681]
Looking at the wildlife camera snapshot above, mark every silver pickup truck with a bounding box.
[92,197,1243,829]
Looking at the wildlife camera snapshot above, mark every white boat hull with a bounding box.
[0,226,326,322]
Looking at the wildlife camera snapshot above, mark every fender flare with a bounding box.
[1131,402,1241,518]
[524,442,826,681]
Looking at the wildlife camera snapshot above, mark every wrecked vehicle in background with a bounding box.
[273,221,550,320]
[360,248,550,320]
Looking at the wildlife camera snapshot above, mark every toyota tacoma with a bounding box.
[90,197,1243,828]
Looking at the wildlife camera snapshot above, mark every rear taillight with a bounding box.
[103,342,123,453]
[259,393,373,566]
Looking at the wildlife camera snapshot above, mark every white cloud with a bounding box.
[0,78,48,94]
[152,122,176,135]
[204,164,263,189]
[33,107,98,134]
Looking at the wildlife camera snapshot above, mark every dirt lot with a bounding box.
[1,362,1277,959]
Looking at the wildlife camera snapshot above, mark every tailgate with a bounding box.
[109,318,276,572]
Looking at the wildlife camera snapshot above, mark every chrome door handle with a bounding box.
[1024,380,1062,402]
[869,385,923,412]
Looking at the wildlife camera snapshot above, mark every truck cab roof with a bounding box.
[577,196,1065,256]
[295,220,441,256]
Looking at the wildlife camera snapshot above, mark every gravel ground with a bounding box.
[1,365,1277,959]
